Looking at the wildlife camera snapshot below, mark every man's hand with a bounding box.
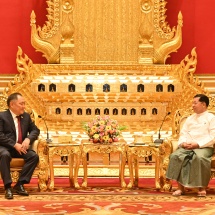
[14,143,27,155]
[21,138,30,150]
[182,142,199,150]
[14,138,30,155]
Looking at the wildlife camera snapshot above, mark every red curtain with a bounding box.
[0,1,214,74]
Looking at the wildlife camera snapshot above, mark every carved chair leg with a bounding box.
[11,171,20,183]
[162,178,172,191]
[38,169,49,191]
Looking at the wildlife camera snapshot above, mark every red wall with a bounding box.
[0,1,214,75]
[0,0,47,75]
[166,0,215,74]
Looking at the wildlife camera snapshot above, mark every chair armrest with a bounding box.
[29,140,38,153]
[34,138,49,191]
[159,138,173,164]
[31,138,49,169]
[171,139,179,152]
[157,137,176,191]
[37,138,49,158]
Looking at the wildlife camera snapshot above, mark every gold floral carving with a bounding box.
[139,0,183,64]
[31,0,76,64]
[30,0,182,65]
[36,139,50,191]
[4,47,47,118]
[170,48,210,115]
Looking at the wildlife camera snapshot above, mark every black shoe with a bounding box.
[13,184,29,196]
[5,188,13,199]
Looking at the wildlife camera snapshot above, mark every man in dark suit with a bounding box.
[0,92,39,199]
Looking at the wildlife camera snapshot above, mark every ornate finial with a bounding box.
[60,1,75,63]
[30,11,36,25]
[138,0,183,64]
[179,47,197,81]
[178,11,183,27]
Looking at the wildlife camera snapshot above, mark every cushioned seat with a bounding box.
[10,159,25,168]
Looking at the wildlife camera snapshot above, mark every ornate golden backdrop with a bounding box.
[73,0,139,63]
[1,0,213,142]
[30,0,182,65]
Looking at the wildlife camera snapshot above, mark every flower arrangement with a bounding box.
[82,115,126,144]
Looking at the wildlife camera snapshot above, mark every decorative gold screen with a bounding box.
[2,0,211,137]
[31,0,182,64]
[73,0,140,63]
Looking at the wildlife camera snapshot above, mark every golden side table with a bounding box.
[126,143,161,189]
[81,142,127,188]
[48,142,82,190]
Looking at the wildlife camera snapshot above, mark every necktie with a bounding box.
[16,116,22,144]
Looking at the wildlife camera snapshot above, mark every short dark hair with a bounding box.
[194,94,209,107]
[7,92,22,107]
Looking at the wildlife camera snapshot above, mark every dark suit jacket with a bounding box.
[0,109,40,150]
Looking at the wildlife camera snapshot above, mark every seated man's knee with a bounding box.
[0,150,12,162]
[170,152,179,160]
[33,153,39,163]
[26,150,39,163]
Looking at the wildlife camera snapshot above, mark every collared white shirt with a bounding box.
[9,110,19,143]
[178,111,215,148]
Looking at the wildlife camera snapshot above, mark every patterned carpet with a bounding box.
[0,178,215,215]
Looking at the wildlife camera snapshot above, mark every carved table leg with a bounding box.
[68,154,74,187]
[73,153,80,189]
[127,153,134,189]
[154,153,161,190]
[81,152,88,188]
[134,157,139,187]
[48,153,55,191]
[119,152,127,188]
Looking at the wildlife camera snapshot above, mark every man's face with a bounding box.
[192,97,206,114]
[10,95,25,115]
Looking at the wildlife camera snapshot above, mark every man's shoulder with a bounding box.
[22,112,31,119]
[199,111,215,121]
[0,109,10,116]
[207,111,215,119]
[207,111,215,116]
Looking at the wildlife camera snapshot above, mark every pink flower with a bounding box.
[83,115,123,144]
[113,137,119,142]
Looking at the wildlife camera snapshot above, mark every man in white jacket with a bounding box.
[166,94,215,197]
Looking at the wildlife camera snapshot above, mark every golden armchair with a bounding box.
[159,109,215,191]
[0,94,49,191]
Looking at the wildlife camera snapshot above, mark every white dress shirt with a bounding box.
[9,110,19,143]
[178,111,215,148]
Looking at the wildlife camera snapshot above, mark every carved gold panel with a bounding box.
[31,0,182,64]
